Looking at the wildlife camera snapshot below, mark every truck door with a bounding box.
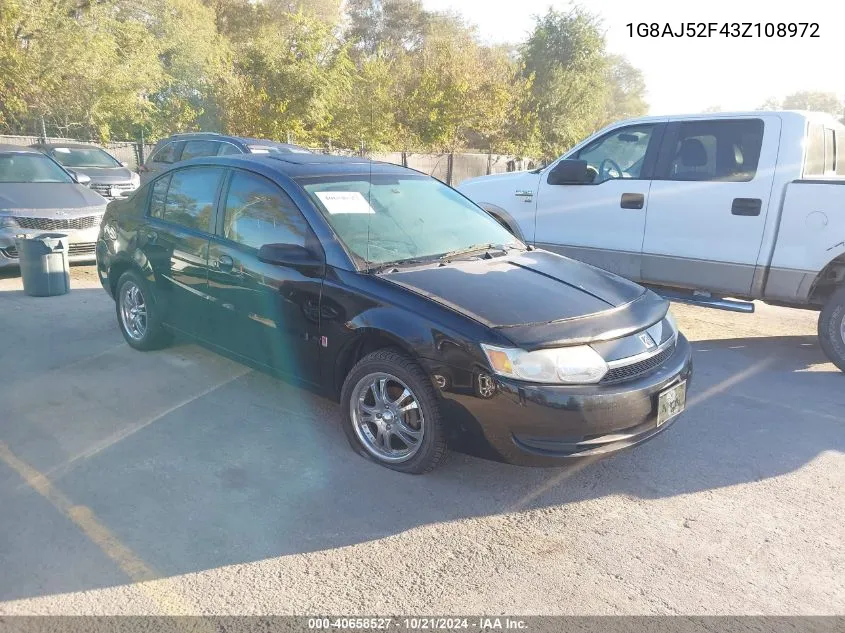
[533,121,667,280]
[641,116,780,296]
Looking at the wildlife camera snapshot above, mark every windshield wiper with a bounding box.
[368,256,432,274]
[437,243,517,262]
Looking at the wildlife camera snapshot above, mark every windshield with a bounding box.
[299,173,522,268]
[0,153,73,183]
[50,146,121,168]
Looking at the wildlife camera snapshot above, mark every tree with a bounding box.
[601,55,648,125]
[522,7,609,159]
[345,0,430,60]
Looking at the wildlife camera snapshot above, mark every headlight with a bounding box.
[0,215,18,229]
[481,343,608,384]
[664,309,678,334]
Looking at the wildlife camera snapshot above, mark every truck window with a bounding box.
[573,124,655,183]
[824,128,836,175]
[804,123,825,177]
[662,119,763,182]
[837,129,845,176]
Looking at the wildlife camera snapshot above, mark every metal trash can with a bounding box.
[15,233,71,297]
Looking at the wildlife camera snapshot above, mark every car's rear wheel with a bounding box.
[115,270,170,351]
[818,285,845,372]
[340,348,447,474]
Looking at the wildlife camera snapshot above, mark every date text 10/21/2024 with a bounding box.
[626,22,819,38]
[307,617,528,630]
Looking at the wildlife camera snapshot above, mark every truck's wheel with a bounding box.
[818,286,845,372]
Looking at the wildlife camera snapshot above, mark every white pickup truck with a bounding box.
[458,111,845,370]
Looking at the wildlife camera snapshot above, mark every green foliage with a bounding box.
[1,0,648,157]
[760,91,844,121]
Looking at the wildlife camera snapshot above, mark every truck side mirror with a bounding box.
[547,159,592,185]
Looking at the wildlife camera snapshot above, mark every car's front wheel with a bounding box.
[340,348,447,474]
[115,269,170,351]
[818,285,845,372]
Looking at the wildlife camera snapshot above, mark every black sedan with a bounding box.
[96,154,692,474]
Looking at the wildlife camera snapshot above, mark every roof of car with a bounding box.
[155,132,309,151]
[177,153,412,179]
[0,144,41,153]
[30,142,106,150]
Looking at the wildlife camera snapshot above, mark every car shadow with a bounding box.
[0,289,842,602]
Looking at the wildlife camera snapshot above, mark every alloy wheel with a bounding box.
[350,372,424,463]
[119,281,148,341]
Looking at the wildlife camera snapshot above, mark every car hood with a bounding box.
[380,249,668,349]
[0,183,107,216]
[459,170,539,188]
[68,166,135,184]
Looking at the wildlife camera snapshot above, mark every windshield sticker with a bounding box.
[315,191,375,214]
[54,148,71,153]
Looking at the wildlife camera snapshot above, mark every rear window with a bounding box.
[149,142,182,165]
[804,122,843,177]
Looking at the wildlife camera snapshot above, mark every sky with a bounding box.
[421,0,845,115]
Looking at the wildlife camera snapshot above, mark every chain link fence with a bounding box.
[0,135,536,186]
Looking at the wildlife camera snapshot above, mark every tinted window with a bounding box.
[150,142,181,165]
[574,124,655,183]
[217,143,242,156]
[222,171,310,249]
[153,167,223,231]
[664,119,763,182]
[181,140,220,161]
[149,175,170,219]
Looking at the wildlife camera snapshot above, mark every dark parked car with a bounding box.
[30,142,140,199]
[1,144,107,267]
[96,154,692,474]
[139,132,311,184]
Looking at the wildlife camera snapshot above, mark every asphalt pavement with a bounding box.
[0,265,842,615]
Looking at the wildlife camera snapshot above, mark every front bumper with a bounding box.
[425,334,693,466]
[0,226,100,268]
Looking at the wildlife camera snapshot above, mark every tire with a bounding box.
[340,348,447,474]
[114,269,171,351]
[818,285,845,372]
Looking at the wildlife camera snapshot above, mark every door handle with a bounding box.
[620,193,644,209]
[215,254,234,271]
[731,198,762,216]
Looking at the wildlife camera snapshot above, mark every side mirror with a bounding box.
[120,161,129,168]
[68,170,91,186]
[258,243,323,270]
[546,159,592,185]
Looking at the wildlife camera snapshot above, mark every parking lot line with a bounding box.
[0,440,215,616]
[45,367,253,482]
[0,440,156,583]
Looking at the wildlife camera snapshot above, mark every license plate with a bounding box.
[109,187,122,198]
[657,381,687,427]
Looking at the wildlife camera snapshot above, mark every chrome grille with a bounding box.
[601,340,677,385]
[91,183,133,197]
[14,215,101,231]
[68,242,96,256]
